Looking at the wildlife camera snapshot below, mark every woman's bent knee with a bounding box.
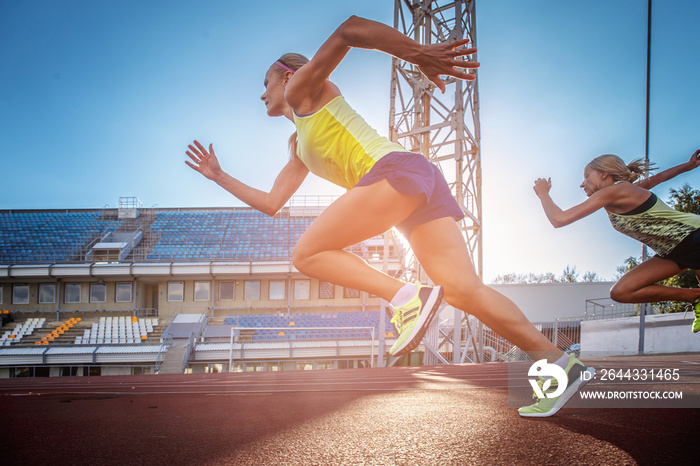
[610,282,634,303]
[291,244,312,273]
[442,279,485,309]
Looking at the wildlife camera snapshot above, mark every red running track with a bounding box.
[1,353,699,465]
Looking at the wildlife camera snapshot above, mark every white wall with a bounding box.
[489,282,615,322]
[581,313,700,357]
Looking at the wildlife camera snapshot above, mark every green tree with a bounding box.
[527,272,559,283]
[582,271,602,282]
[493,268,598,284]
[615,256,641,280]
[492,273,526,284]
[669,183,700,215]
[559,265,579,282]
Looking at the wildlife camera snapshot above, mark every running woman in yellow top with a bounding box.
[186,16,594,417]
[534,150,700,332]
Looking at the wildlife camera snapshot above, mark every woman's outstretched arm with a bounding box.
[285,15,479,113]
[185,140,309,217]
[637,149,700,189]
[533,178,616,228]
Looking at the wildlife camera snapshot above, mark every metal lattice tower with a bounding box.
[389,0,483,365]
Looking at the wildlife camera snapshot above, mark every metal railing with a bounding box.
[154,306,208,373]
[135,308,158,318]
[182,313,208,373]
[584,298,676,320]
[2,308,150,323]
[288,195,338,207]
[226,326,377,371]
[155,333,173,373]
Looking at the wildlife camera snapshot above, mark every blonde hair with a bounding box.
[272,53,310,159]
[586,154,655,183]
[272,53,309,76]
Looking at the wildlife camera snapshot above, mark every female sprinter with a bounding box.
[534,150,700,332]
[186,16,593,417]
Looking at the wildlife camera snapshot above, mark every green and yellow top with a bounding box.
[607,191,700,256]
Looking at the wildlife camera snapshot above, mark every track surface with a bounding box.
[2,353,699,465]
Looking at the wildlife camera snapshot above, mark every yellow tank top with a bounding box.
[293,96,406,189]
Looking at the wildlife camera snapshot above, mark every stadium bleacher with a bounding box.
[147,210,314,261]
[0,209,319,263]
[1,318,45,346]
[82,316,159,345]
[0,208,396,264]
[0,315,159,347]
[0,211,120,262]
[222,310,396,341]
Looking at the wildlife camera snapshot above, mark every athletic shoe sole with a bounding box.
[519,365,597,418]
[390,286,444,357]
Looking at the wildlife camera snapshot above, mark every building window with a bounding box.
[65,284,81,303]
[12,284,29,305]
[116,283,132,303]
[219,282,235,300]
[39,283,56,304]
[244,281,260,301]
[294,280,310,300]
[344,287,361,299]
[269,280,286,300]
[168,282,184,302]
[194,281,211,302]
[90,283,107,303]
[319,281,335,299]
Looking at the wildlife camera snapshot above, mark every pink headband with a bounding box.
[274,61,295,74]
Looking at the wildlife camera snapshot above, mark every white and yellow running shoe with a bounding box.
[518,353,596,418]
[389,284,443,357]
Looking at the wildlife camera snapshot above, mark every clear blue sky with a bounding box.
[1,0,699,283]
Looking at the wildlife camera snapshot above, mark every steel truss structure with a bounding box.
[387,0,484,365]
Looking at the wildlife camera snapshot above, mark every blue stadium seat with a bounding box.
[219,310,386,341]
[0,212,121,262]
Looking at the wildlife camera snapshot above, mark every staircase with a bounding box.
[157,339,188,374]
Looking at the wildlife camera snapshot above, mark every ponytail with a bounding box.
[625,159,654,183]
[587,154,656,183]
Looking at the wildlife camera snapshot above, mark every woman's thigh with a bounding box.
[294,179,423,257]
[613,256,687,292]
[407,217,481,291]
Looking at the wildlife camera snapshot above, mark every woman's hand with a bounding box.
[185,140,223,181]
[416,38,479,93]
[638,148,700,189]
[533,178,552,197]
